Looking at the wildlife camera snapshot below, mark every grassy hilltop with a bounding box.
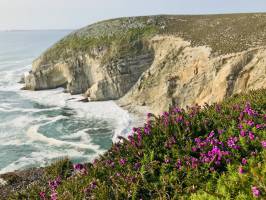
[3,89,265,199]
[41,13,266,63]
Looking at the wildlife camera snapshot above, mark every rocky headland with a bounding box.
[24,14,266,114]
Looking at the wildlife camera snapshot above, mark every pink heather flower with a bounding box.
[119,158,127,166]
[48,176,61,191]
[144,124,151,135]
[173,107,181,113]
[191,147,197,152]
[251,186,260,197]
[195,138,201,144]
[240,130,246,137]
[238,124,243,129]
[147,113,152,118]
[39,192,46,200]
[164,158,171,164]
[227,137,240,150]
[255,124,265,129]
[208,131,215,138]
[50,191,58,200]
[239,166,245,174]
[261,140,266,148]
[244,102,257,116]
[249,131,255,140]
[176,115,183,123]
[242,158,247,165]
[132,127,138,132]
[175,159,182,170]
[134,162,141,170]
[218,129,224,135]
[246,120,255,127]
[73,163,84,171]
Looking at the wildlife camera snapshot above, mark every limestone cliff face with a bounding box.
[24,14,266,113]
[25,48,154,99]
[119,36,266,114]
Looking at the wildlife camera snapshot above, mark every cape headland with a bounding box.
[24,14,266,114]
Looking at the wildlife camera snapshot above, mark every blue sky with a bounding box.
[0,0,266,30]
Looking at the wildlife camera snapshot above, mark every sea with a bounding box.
[0,30,134,174]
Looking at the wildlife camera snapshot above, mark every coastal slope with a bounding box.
[24,14,266,113]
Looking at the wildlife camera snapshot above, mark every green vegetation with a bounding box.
[39,13,266,66]
[8,89,266,199]
[41,24,158,65]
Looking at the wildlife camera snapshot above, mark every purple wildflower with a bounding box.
[50,191,58,200]
[244,102,257,116]
[246,120,255,127]
[191,146,197,152]
[39,192,46,200]
[144,124,151,135]
[147,113,152,118]
[134,162,141,170]
[164,158,171,164]
[242,158,247,165]
[173,107,182,113]
[248,131,255,140]
[84,181,97,194]
[240,130,246,137]
[227,137,240,150]
[48,176,61,191]
[238,124,243,129]
[176,115,183,123]
[256,124,265,129]
[119,158,127,166]
[132,127,138,132]
[175,159,182,170]
[73,163,84,171]
[218,129,224,135]
[261,140,266,148]
[251,186,260,198]
[208,131,215,138]
[239,166,245,174]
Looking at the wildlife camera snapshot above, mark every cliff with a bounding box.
[24,14,266,113]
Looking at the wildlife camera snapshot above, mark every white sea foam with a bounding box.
[0,148,96,175]
[26,126,101,150]
[19,87,134,141]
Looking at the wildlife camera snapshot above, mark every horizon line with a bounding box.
[1,11,266,31]
[0,29,75,32]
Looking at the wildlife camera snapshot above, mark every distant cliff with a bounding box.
[24,14,266,113]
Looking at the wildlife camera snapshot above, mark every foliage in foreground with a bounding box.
[11,89,266,200]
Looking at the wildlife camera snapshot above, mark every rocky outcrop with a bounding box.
[119,36,266,114]
[25,49,154,99]
[24,14,266,113]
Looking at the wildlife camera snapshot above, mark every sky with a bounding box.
[0,0,266,30]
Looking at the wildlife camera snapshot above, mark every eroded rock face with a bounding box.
[120,36,266,114]
[24,14,266,113]
[25,49,154,99]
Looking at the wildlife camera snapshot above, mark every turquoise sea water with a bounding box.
[0,31,132,174]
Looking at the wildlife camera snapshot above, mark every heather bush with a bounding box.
[9,89,266,199]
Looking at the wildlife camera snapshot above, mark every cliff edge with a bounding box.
[24,14,266,113]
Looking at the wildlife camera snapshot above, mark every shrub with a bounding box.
[9,89,266,199]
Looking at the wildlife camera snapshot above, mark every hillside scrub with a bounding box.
[9,89,266,199]
[39,13,266,66]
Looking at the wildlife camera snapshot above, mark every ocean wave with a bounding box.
[26,126,102,151]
